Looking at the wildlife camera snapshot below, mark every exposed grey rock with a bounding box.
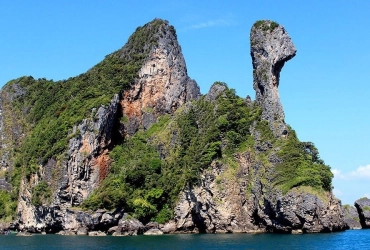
[244,95,253,107]
[161,220,176,234]
[121,20,200,135]
[0,179,11,191]
[100,213,114,226]
[0,222,10,235]
[56,94,120,209]
[16,205,64,233]
[125,116,140,137]
[15,204,124,234]
[142,112,156,130]
[6,83,26,100]
[343,205,362,229]
[291,229,303,234]
[17,231,33,236]
[145,221,159,231]
[0,222,8,229]
[107,226,118,235]
[56,230,75,236]
[173,151,345,233]
[355,197,370,228]
[144,229,163,235]
[76,227,88,235]
[88,230,106,236]
[250,20,296,136]
[267,191,345,233]
[205,82,227,102]
[16,94,123,232]
[113,215,145,236]
[173,154,261,233]
[0,82,28,192]
[91,211,103,226]
[186,79,200,102]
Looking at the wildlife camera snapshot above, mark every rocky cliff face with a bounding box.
[355,198,370,228]
[13,19,200,232]
[0,83,28,192]
[342,197,370,229]
[0,19,346,235]
[173,153,258,233]
[172,115,345,234]
[343,205,362,229]
[121,23,199,135]
[171,20,344,234]
[250,20,296,136]
[16,94,122,230]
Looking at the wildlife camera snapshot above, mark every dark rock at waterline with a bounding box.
[342,205,361,229]
[111,214,145,236]
[355,197,370,228]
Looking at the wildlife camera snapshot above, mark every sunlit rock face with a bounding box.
[170,20,345,234]
[121,20,200,135]
[355,198,370,228]
[15,19,200,233]
[250,20,296,136]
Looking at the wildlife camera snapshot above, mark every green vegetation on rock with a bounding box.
[274,130,332,194]
[254,20,279,33]
[0,190,17,221]
[12,19,165,167]
[82,82,332,222]
[363,206,370,211]
[343,204,351,212]
[31,181,52,207]
[82,83,260,223]
[3,19,168,212]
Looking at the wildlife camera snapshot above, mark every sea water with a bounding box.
[0,230,369,250]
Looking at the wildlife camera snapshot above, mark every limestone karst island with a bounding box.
[0,19,369,236]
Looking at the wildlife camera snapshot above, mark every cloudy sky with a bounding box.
[1,0,369,205]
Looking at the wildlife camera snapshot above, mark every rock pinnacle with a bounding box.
[250,20,296,136]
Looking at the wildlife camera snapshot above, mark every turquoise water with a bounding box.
[0,230,369,250]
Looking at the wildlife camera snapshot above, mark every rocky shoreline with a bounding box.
[343,197,370,230]
[0,197,367,236]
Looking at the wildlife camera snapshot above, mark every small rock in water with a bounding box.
[88,231,106,236]
[16,231,33,236]
[291,229,303,234]
[144,229,164,235]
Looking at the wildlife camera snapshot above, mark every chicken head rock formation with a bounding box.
[172,20,344,234]
[250,20,296,136]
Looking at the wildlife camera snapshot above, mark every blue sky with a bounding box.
[1,0,369,205]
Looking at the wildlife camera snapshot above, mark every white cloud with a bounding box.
[332,165,370,180]
[331,168,345,179]
[333,188,343,197]
[349,165,370,179]
[183,19,234,30]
